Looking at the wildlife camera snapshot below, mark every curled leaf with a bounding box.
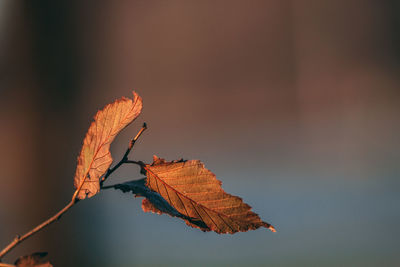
[74,92,142,199]
[143,156,276,234]
[14,252,52,267]
[113,179,207,229]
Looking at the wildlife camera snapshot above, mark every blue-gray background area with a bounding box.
[0,1,399,266]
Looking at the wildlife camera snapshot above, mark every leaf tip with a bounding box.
[267,224,277,233]
[132,90,142,104]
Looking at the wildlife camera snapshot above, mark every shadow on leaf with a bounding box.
[111,178,209,231]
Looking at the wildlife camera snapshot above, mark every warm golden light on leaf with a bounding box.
[143,156,275,234]
[73,92,142,199]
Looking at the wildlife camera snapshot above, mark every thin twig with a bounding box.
[100,123,147,187]
[0,198,77,260]
[125,160,145,167]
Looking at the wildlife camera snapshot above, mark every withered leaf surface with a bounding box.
[143,156,276,234]
[14,252,53,267]
[74,92,142,199]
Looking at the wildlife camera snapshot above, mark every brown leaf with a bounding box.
[144,156,276,234]
[74,92,142,199]
[14,252,52,267]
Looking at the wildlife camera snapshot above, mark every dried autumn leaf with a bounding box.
[143,156,276,234]
[14,252,52,267]
[74,92,142,199]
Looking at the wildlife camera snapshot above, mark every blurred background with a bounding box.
[0,1,399,266]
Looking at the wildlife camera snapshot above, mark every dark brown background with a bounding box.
[1,1,399,266]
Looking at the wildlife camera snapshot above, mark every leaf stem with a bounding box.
[100,123,147,187]
[125,160,145,167]
[0,198,78,260]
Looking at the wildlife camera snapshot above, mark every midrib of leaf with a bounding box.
[144,166,242,232]
[75,98,139,197]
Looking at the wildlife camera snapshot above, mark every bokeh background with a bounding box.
[1,1,400,266]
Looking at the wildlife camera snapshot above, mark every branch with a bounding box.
[0,198,77,260]
[100,123,147,187]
